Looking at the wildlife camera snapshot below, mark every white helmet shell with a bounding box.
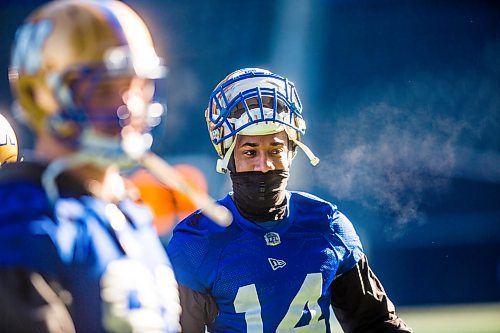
[205,68,317,173]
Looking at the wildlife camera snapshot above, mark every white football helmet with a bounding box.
[205,68,319,173]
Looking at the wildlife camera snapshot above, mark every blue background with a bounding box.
[0,0,499,307]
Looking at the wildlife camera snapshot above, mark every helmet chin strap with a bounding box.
[284,127,320,166]
[290,138,320,166]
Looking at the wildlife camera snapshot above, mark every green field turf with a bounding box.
[330,303,500,333]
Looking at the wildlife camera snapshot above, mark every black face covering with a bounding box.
[230,170,289,222]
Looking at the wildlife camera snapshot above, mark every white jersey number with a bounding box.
[234,273,324,332]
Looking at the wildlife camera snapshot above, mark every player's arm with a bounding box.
[178,283,218,332]
[330,254,412,333]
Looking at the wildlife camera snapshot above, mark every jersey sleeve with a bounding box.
[330,209,364,276]
[331,254,413,333]
[177,283,218,332]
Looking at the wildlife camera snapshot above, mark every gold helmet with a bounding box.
[205,68,319,173]
[0,113,18,165]
[8,0,165,159]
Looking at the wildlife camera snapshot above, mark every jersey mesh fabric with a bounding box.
[168,191,364,332]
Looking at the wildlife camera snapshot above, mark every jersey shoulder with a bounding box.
[288,191,338,231]
[0,166,50,223]
[167,195,239,292]
[289,191,357,236]
[289,191,363,274]
[0,175,62,274]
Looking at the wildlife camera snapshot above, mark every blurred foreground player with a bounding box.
[168,68,412,332]
[0,1,180,332]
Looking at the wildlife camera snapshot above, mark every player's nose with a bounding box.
[254,153,275,173]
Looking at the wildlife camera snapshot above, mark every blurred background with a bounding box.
[1,0,499,331]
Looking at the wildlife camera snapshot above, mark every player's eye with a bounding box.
[270,147,284,155]
[243,149,256,157]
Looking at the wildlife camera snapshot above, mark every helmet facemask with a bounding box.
[206,68,319,173]
[50,64,165,165]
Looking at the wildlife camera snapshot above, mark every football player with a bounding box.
[167,68,413,332]
[0,1,180,332]
[0,113,18,165]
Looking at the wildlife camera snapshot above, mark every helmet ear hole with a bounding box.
[20,84,34,101]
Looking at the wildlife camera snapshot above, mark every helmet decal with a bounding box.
[11,20,53,76]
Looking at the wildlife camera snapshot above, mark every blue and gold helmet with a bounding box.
[8,0,166,162]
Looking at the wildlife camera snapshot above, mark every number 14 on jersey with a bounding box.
[234,273,327,332]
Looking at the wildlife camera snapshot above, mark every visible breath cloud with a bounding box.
[314,63,500,233]
[318,103,463,228]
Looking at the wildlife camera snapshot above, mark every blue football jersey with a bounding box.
[0,165,180,333]
[168,191,364,332]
